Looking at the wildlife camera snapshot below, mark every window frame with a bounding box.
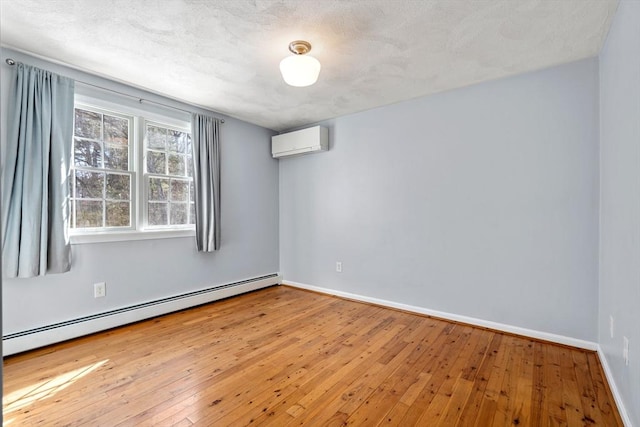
[69,94,195,244]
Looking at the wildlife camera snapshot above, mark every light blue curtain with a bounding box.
[2,63,75,278]
[191,113,221,252]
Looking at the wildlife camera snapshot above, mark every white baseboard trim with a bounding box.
[282,280,598,351]
[3,273,282,357]
[597,346,634,427]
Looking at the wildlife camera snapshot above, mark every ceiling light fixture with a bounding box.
[279,40,321,87]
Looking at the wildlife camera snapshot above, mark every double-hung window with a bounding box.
[70,98,194,242]
[71,107,134,230]
[144,123,194,227]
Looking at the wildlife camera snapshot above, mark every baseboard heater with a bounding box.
[3,273,282,357]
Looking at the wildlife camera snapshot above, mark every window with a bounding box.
[70,102,193,241]
[71,107,133,230]
[144,123,195,227]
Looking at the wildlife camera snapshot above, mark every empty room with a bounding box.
[1,0,638,425]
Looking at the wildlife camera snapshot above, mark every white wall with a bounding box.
[1,48,279,335]
[280,58,600,342]
[599,1,640,425]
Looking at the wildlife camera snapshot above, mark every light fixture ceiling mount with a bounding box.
[288,40,312,55]
[280,40,321,87]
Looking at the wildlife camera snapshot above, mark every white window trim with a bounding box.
[70,95,195,244]
[70,229,195,245]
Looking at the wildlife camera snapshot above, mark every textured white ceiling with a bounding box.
[0,0,618,131]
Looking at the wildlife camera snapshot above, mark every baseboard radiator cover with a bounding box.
[3,273,282,357]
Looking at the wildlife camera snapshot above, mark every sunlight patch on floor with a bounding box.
[3,359,109,415]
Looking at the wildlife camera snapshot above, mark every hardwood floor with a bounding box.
[3,285,623,426]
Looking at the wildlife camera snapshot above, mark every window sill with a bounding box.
[70,229,195,245]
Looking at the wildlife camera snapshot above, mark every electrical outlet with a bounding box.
[610,315,614,338]
[623,336,629,366]
[336,261,342,273]
[94,282,106,298]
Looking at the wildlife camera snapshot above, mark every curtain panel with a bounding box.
[2,63,75,278]
[191,113,221,252]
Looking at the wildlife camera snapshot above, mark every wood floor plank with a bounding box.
[543,341,569,426]
[396,324,472,424]
[560,347,589,425]
[493,335,523,426]
[413,330,477,424]
[252,322,412,425]
[511,339,535,426]
[3,285,624,426]
[585,351,624,426]
[457,332,503,425]
[435,376,475,427]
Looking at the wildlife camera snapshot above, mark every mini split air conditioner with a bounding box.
[272,125,328,159]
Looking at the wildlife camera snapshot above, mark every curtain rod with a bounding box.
[5,58,225,123]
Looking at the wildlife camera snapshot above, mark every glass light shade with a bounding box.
[279,55,321,87]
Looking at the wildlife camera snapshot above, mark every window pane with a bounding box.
[74,138,102,168]
[170,180,188,201]
[75,170,104,199]
[186,155,193,178]
[75,109,101,139]
[106,201,130,227]
[106,174,130,200]
[104,145,128,170]
[170,203,188,225]
[168,130,187,153]
[148,177,169,201]
[189,203,195,225]
[168,154,185,176]
[147,151,166,174]
[147,125,166,150]
[75,200,103,228]
[148,202,168,225]
[104,115,128,145]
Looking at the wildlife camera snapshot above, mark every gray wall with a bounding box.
[1,48,279,334]
[2,9,638,422]
[280,58,600,342]
[599,1,640,425]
